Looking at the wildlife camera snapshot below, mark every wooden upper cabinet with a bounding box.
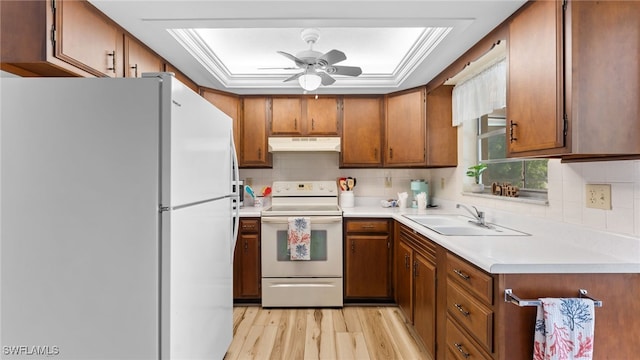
[341,97,383,167]
[0,0,122,77]
[270,96,340,136]
[271,97,302,135]
[305,97,340,136]
[507,0,564,155]
[241,97,272,168]
[564,0,640,156]
[124,35,162,78]
[426,86,457,167]
[385,87,427,167]
[55,0,123,77]
[201,89,241,157]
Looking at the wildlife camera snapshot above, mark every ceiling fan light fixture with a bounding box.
[298,73,322,91]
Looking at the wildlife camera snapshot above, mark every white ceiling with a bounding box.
[89,0,526,95]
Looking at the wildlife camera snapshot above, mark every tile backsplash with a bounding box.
[239,153,640,238]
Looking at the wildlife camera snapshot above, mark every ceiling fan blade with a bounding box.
[318,49,346,66]
[258,67,299,70]
[283,72,304,82]
[318,72,336,86]
[325,65,363,77]
[277,51,305,66]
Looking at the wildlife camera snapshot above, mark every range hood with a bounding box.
[268,137,341,152]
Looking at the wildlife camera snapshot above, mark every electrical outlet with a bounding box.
[245,177,253,187]
[384,172,392,188]
[585,184,611,210]
[440,177,445,190]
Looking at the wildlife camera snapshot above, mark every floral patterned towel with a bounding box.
[288,217,311,260]
[534,298,595,360]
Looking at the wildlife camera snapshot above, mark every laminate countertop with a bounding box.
[239,204,640,274]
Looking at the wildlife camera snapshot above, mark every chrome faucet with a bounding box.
[456,203,488,228]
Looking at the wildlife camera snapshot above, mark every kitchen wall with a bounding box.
[240,132,640,238]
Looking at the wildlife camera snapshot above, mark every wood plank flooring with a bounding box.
[227,306,432,360]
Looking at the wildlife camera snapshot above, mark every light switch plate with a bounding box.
[585,184,611,210]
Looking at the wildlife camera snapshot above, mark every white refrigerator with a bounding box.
[0,73,240,359]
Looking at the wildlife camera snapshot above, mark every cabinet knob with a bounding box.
[130,64,138,78]
[454,303,470,317]
[258,148,262,160]
[389,148,393,159]
[404,254,410,269]
[311,118,315,130]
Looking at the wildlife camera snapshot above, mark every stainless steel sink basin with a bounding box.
[403,214,529,236]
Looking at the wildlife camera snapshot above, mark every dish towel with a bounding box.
[288,217,311,260]
[533,298,595,360]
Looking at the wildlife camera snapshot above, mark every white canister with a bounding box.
[340,191,355,208]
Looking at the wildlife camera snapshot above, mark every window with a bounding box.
[477,111,548,198]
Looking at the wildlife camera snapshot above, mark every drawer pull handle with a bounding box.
[361,224,375,229]
[454,343,470,358]
[453,268,470,281]
[454,303,470,317]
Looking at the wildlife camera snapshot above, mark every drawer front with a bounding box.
[446,318,492,360]
[447,252,493,304]
[447,282,493,352]
[240,219,260,233]
[345,219,389,233]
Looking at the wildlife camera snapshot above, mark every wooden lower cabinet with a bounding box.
[233,218,261,302]
[395,222,437,358]
[344,219,393,301]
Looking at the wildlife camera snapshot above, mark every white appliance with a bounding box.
[0,73,240,359]
[260,181,343,307]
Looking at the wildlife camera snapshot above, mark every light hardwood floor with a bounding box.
[227,306,431,360]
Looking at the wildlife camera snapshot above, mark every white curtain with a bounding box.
[452,58,506,126]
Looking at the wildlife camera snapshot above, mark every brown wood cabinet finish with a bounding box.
[344,219,393,300]
[241,97,272,168]
[507,0,564,155]
[271,97,302,135]
[507,0,640,158]
[395,222,437,358]
[1,0,122,78]
[385,88,427,167]
[124,35,163,78]
[164,64,199,93]
[201,89,241,158]
[426,86,457,167]
[341,97,384,167]
[305,96,340,136]
[233,218,261,301]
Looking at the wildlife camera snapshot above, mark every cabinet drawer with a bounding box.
[447,253,493,304]
[446,318,492,360]
[240,219,260,233]
[345,219,389,233]
[447,282,493,352]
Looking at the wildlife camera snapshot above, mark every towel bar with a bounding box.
[504,288,603,307]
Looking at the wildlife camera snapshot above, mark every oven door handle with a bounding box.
[261,216,343,224]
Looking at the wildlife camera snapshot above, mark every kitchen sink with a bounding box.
[403,214,529,236]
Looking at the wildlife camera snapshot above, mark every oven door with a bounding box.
[261,216,343,278]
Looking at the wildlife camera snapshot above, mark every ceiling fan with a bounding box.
[270,28,363,91]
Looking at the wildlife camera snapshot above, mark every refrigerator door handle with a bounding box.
[231,133,240,263]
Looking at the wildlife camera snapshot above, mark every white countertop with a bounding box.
[240,202,640,274]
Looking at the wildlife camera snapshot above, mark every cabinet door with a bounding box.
[395,240,413,322]
[345,234,391,299]
[306,97,340,135]
[426,86,457,167]
[124,35,162,78]
[241,97,271,167]
[202,90,241,158]
[56,0,122,77]
[233,219,261,300]
[414,253,437,357]
[271,97,302,135]
[341,97,383,167]
[507,0,564,155]
[385,88,426,166]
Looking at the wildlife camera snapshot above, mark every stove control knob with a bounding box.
[319,184,325,191]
